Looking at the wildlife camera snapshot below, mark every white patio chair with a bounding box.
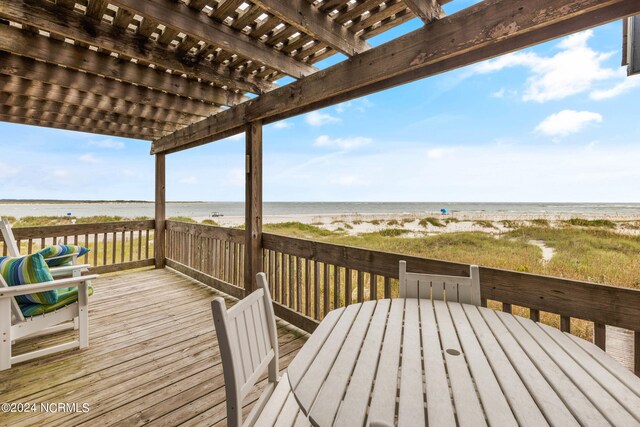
[211,272,306,427]
[0,272,97,370]
[399,260,481,305]
[0,217,90,278]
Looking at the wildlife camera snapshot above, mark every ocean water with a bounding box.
[1,202,640,218]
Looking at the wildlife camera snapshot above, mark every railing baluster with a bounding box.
[634,331,639,376]
[314,261,321,318]
[288,255,295,308]
[305,258,311,316]
[502,303,512,314]
[120,231,125,263]
[296,257,302,313]
[530,309,540,322]
[345,268,352,306]
[594,322,606,350]
[370,273,377,301]
[323,263,330,316]
[357,270,364,303]
[560,316,571,333]
[333,265,340,310]
[384,277,391,299]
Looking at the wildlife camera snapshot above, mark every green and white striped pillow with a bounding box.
[38,244,90,267]
[0,253,57,305]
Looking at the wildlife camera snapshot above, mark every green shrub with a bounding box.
[419,217,444,228]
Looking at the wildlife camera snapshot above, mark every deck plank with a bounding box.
[0,268,308,427]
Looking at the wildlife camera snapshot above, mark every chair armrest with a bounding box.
[50,264,90,278]
[0,275,99,299]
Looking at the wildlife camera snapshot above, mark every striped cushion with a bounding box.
[38,245,90,267]
[0,253,57,304]
[19,285,94,317]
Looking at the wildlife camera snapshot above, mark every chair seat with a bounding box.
[18,286,94,317]
[253,373,309,427]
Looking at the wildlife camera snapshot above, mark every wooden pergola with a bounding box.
[2,0,640,294]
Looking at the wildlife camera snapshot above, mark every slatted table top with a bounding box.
[287,299,640,427]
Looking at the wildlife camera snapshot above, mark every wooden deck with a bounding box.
[0,268,308,427]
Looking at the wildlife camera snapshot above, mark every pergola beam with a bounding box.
[0,0,272,94]
[152,0,640,154]
[402,0,445,24]
[109,0,318,79]
[251,0,371,56]
[0,76,204,126]
[0,53,227,116]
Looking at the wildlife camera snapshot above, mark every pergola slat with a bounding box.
[0,25,249,106]
[0,76,204,126]
[0,104,180,134]
[0,0,273,94]
[152,0,640,154]
[108,0,318,79]
[251,0,371,56]
[0,53,228,116]
[0,115,159,140]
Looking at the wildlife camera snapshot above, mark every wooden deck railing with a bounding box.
[165,220,245,299]
[164,222,640,374]
[0,220,155,274]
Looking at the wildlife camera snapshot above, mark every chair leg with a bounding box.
[78,284,89,348]
[1,299,12,370]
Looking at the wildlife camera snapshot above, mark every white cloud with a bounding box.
[314,135,372,150]
[88,139,124,149]
[491,88,506,98]
[273,121,292,129]
[427,148,445,159]
[535,110,602,137]
[227,133,244,141]
[0,162,19,178]
[473,30,619,102]
[590,74,640,100]
[305,111,341,126]
[79,153,100,164]
[329,175,370,187]
[50,169,70,179]
[178,176,199,185]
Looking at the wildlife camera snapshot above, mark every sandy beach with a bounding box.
[194,212,640,236]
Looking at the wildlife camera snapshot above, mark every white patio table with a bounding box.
[287,298,640,427]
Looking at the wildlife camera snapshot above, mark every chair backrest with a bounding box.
[0,218,20,257]
[211,272,279,427]
[0,273,25,322]
[399,260,481,305]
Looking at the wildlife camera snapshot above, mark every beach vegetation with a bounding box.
[473,220,497,229]
[500,220,521,228]
[201,219,219,226]
[562,218,616,228]
[343,223,353,230]
[386,219,400,226]
[530,218,550,227]
[264,222,334,238]
[444,217,460,224]
[167,216,197,223]
[368,219,381,225]
[352,220,363,225]
[419,217,444,228]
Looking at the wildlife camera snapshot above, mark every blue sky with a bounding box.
[1,4,639,202]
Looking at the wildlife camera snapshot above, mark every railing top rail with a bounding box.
[3,220,155,241]
[166,220,244,244]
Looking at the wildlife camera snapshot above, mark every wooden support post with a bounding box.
[244,121,263,293]
[155,153,166,269]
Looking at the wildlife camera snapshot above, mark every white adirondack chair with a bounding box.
[211,273,306,427]
[0,273,98,370]
[0,217,90,278]
[399,260,481,305]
